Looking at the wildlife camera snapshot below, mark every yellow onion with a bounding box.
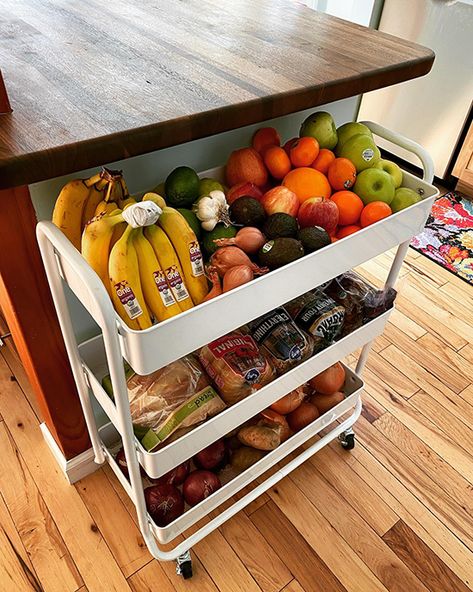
[223,265,254,292]
[214,227,266,254]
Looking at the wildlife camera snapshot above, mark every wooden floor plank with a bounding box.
[281,581,305,592]
[251,501,348,592]
[365,350,419,398]
[75,469,150,578]
[289,461,430,592]
[388,308,427,340]
[219,511,292,592]
[267,479,389,592]
[0,356,132,592]
[0,421,83,592]
[383,520,471,592]
[309,443,398,536]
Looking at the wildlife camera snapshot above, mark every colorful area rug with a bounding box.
[411,191,473,285]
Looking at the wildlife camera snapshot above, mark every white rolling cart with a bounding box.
[37,121,437,579]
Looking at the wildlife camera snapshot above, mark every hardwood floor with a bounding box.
[1,247,473,592]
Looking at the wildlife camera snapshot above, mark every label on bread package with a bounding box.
[206,333,266,385]
[290,292,345,344]
[250,307,306,364]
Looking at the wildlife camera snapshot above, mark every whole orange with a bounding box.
[330,190,363,225]
[360,201,392,227]
[336,225,362,239]
[312,149,336,175]
[290,137,320,168]
[226,147,268,187]
[264,146,292,180]
[283,167,331,203]
[252,127,280,155]
[327,157,357,191]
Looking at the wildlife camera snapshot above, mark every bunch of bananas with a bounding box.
[53,173,210,330]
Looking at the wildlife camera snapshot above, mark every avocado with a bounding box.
[297,226,331,253]
[263,213,298,239]
[202,224,238,256]
[258,238,305,270]
[229,197,266,227]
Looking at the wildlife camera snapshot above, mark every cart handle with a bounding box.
[360,120,434,184]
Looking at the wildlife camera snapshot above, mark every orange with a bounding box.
[330,190,363,225]
[327,157,357,191]
[282,167,331,203]
[252,127,280,155]
[283,137,298,156]
[337,224,361,239]
[312,149,335,175]
[360,201,392,227]
[290,137,320,168]
[264,146,292,180]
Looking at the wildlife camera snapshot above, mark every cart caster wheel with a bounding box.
[176,551,193,579]
[339,432,355,450]
[180,561,193,579]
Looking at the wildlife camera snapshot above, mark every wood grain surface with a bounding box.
[1,246,473,591]
[0,0,434,188]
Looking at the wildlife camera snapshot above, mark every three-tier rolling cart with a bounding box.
[37,121,437,579]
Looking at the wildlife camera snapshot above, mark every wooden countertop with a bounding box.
[0,0,434,189]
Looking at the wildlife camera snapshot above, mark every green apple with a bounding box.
[374,159,403,189]
[353,168,395,205]
[339,133,381,172]
[390,187,422,212]
[199,177,225,196]
[335,122,373,155]
[300,111,338,150]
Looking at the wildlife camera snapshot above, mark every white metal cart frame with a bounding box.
[36,121,436,577]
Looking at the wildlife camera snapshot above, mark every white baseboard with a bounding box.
[40,423,101,484]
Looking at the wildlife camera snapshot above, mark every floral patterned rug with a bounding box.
[411,191,473,285]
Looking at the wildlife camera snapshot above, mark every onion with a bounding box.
[309,362,346,395]
[144,484,184,526]
[214,227,266,254]
[194,439,227,471]
[115,448,145,479]
[270,387,305,415]
[202,266,222,302]
[210,246,268,277]
[260,409,292,441]
[223,265,254,292]
[149,460,190,486]
[310,391,344,415]
[287,402,319,432]
[183,470,221,506]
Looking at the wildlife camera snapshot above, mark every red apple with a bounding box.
[261,186,299,217]
[297,196,339,234]
[227,182,263,205]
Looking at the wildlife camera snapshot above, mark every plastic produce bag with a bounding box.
[124,355,225,450]
[324,271,396,335]
[285,290,345,351]
[247,306,314,375]
[199,331,276,405]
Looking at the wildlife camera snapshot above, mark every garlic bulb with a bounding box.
[193,190,231,231]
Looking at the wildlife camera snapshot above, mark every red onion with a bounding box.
[210,246,268,277]
[194,439,227,471]
[183,470,221,506]
[223,265,254,292]
[144,484,184,526]
[214,227,266,254]
[148,460,190,486]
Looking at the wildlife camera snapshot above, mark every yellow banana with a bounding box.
[95,200,117,217]
[81,178,108,229]
[158,207,209,304]
[108,226,152,330]
[81,211,125,297]
[143,192,166,209]
[120,197,137,210]
[52,172,102,250]
[144,225,194,311]
[133,229,182,322]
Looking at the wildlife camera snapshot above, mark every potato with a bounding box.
[237,425,281,451]
[231,447,266,471]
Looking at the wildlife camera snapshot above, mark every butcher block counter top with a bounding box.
[0,0,434,189]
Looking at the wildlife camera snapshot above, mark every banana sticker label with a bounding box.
[153,270,177,307]
[165,265,190,302]
[114,280,144,320]
[189,241,205,277]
